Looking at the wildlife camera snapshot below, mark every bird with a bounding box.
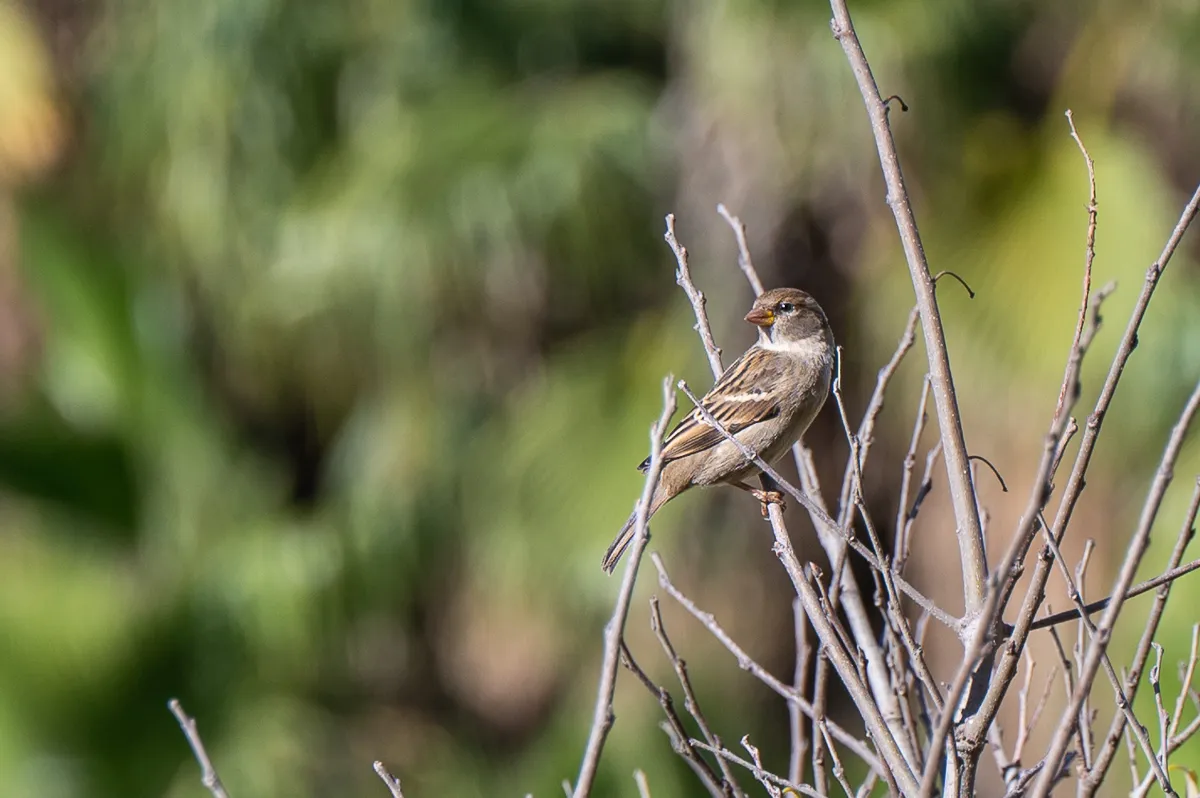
[601,287,834,573]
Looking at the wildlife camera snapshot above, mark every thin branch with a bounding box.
[812,652,831,797]
[843,477,943,716]
[966,148,1200,759]
[819,311,928,771]
[855,771,879,798]
[573,378,678,798]
[964,113,1111,756]
[968,455,1008,493]
[1049,416,1079,479]
[931,270,976,299]
[1028,554,1200,631]
[789,601,812,785]
[649,553,879,770]
[894,376,931,572]
[1169,625,1199,738]
[828,0,988,616]
[1030,514,1169,788]
[1002,762,1045,798]
[1081,479,1200,792]
[836,306,921,526]
[649,597,744,797]
[619,641,728,798]
[916,593,997,797]
[634,770,653,798]
[740,736,783,798]
[1123,721,1142,790]
[690,740,829,798]
[1150,643,1170,777]
[1031,377,1200,798]
[899,442,941,573]
[716,204,765,296]
[665,214,723,377]
[1056,110,1097,420]
[1131,701,1200,796]
[373,762,407,798]
[1001,653,1056,780]
[168,699,231,798]
[762,502,921,796]
[1075,541,1096,771]
[819,721,856,798]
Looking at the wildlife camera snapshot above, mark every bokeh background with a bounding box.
[3,0,1200,795]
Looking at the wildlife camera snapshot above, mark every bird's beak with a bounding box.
[744,307,775,327]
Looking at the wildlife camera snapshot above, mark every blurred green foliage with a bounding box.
[2,0,1200,795]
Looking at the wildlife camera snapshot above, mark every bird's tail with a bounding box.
[603,480,674,574]
[601,511,640,574]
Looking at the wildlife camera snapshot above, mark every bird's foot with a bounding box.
[750,489,786,517]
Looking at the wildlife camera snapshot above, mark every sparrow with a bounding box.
[601,287,834,573]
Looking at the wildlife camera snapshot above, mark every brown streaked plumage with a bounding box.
[602,288,834,573]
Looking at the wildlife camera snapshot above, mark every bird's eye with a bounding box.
[777,302,795,313]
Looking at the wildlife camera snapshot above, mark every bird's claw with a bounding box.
[750,489,786,517]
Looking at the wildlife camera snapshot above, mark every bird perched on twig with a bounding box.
[602,287,834,573]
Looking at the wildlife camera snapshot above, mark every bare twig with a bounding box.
[1131,704,1200,796]
[789,601,812,785]
[1150,643,1170,776]
[740,736,782,798]
[1081,479,1200,792]
[573,378,677,798]
[690,740,829,798]
[634,769,653,798]
[894,376,932,572]
[1056,110,1097,420]
[665,214,723,377]
[649,597,744,797]
[1028,555,1200,631]
[1002,762,1045,798]
[827,0,988,616]
[812,653,831,797]
[842,476,943,716]
[1075,544,1096,770]
[1031,514,1168,786]
[836,306,921,525]
[168,699,231,798]
[968,455,1007,493]
[931,270,976,299]
[1169,625,1200,738]
[961,117,1110,758]
[1046,622,1077,729]
[716,204,765,296]
[819,721,856,798]
[916,591,998,797]
[619,641,728,798]
[819,313,928,770]
[373,762,407,798]
[967,152,1200,762]
[1123,722,1142,789]
[1031,377,1200,797]
[649,553,880,770]
[1007,654,1056,779]
[763,502,921,795]
[1049,416,1079,479]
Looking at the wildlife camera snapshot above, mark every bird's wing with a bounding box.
[639,346,782,470]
